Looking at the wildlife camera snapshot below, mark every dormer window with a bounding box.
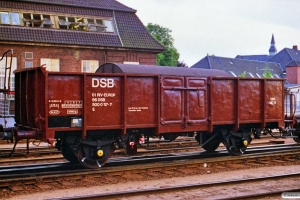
[87,18,106,32]
[0,12,9,24]
[1,12,20,25]
[58,16,69,29]
[42,15,54,28]
[23,13,53,28]
[32,14,44,27]
[103,20,114,32]
[1,11,114,33]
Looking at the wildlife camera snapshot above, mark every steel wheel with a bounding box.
[77,143,115,169]
[61,144,79,164]
[162,134,178,142]
[224,134,252,156]
[293,138,300,143]
[195,132,221,152]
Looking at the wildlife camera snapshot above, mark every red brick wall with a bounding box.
[0,44,158,72]
[286,66,300,84]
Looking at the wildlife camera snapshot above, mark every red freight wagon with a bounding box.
[13,63,285,168]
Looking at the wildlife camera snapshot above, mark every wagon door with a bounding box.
[161,77,184,125]
[186,77,207,125]
[160,76,207,130]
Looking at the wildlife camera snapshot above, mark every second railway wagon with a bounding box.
[13,63,285,168]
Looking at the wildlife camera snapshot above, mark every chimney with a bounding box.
[293,45,298,51]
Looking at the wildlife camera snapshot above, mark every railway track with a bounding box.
[1,143,298,174]
[0,136,283,166]
[1,144,300,199]
[51,172,300,200]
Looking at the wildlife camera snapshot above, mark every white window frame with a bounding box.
[0,12,20,25]
[103,20,114,32]
[25,61,33,68]
[25,52,33,59]
[81,60,99,72]
[40,58,60,72]
[123,61,139,65]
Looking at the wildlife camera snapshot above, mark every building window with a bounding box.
[42,15,53,28]
[11,12,20,25]
[82,60,99,72]
[40,58,60,71]
[58,16,69,29]
[0,12,20,25]
[103,20,114,32]
[123,61,139,65]
[0,57,16,116]
[23,13,54,28]
[25,52,33,59]
[87,18,106,32]
[1,11,114,33]
[25,61,33,68]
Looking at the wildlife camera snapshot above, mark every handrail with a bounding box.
[0,49,13,127]
[0,49,13,93]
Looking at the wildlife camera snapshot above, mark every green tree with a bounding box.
[146,23,180,66]
[177,60,188,67]
[239,71,246,77]
[262,64,273,78]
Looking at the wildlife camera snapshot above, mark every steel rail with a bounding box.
[50,172,300,200]
[0,146,300,189]
[0,143,298,174]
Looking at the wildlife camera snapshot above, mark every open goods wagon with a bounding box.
[13,63,286,168]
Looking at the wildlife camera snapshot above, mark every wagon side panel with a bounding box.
[47,74,83,127]
[160,77,184,125]
[211,79,236,125]
[14,68,46,129]
[126,76,157,127]
[239,79,263,123]
[265,79,284,126]
[85,75,122,129]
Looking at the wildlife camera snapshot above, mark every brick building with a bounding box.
[286,60,300,84]
[0,0,164,116]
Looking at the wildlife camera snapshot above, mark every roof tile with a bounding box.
[192,55,283,78]
[0,26,122,47]
[0,0,164,51]
[13,0,136,12]
[268,48,300,71]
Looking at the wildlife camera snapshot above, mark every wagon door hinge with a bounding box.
[207,116,211,121]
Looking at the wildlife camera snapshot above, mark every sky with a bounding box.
[117,0,300,66]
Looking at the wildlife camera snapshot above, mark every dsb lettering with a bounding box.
[92,78,115,88]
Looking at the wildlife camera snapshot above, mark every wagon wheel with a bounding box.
[162,134,178,142]
[224,134,252,156]
[61,144,79,164]
[195,132,221,152]
[76,143,115,169]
